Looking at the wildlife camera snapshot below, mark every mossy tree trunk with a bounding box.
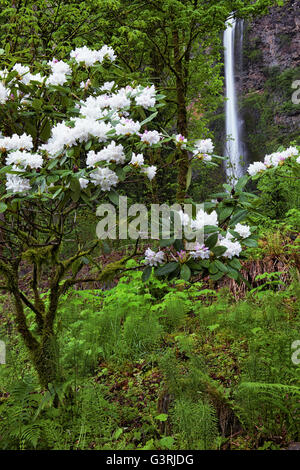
[173,29,190,204]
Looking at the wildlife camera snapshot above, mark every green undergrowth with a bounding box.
[0,263,299,450]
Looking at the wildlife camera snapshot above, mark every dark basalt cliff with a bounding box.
[241,0,300,91]
[239,0,300,161]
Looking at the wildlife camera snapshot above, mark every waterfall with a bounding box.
[223,16,245,182]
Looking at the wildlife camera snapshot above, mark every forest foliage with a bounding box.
[0,0,299,451]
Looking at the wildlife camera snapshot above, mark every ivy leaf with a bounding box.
[180,264,191,281]
[0,202,7,213]
[218,206,234,223]
[230,210,248,226]
[235,175,249,192]
[205,232,218,249]
[159,436,175,448]
[142,265,152,282]
[155,262,178,277]
[108,190,120,206]
[229,258,242,270]
[214,259,228,273]
[242,238,258,248]
[212,245,227,257]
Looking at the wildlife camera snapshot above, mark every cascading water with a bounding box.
[223,16,245,182]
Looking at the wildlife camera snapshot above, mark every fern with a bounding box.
[235,382,300,439]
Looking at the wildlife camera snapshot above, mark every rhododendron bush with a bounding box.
[141,174,258,283]
[0,46,174,388]
[0,45,259,388]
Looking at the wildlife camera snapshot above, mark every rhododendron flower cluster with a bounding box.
[218,235,242,259]
[233,223,251,239]
[0,46,170,194]
[192,138,214,162]
[144,248,165,266]
[190,243,210,260]
[70,45,116,66]
[143,207,253,272]
[190,209,218,231]
[175,134,187,148]
[6,150,43,169]
[134,85,156,109]
[140,130,161,146]
[0,133,33,151]
[248,146,299,176]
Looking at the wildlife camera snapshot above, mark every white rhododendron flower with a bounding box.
[193,138,214,156]
[140,130,161,146]
[141,165,157,180]
[6,151,43,169]
[115,118,141,136]
[130,153,144,167]
[70,45,116,66]
[90,167,118,191]
[79,178,89,189]
[12,63,31,84]
[100,81,115,92]
[86,150,102,168]
[46,72,68,87]
[90,141,125,165]
[247,161,267,176]
[234,223,251,239]
[6,173,31,193]
[297,156,300,164]
[190,243,210,260]
[135,85,156,109]
[249,146,299,176]
[0,133,33,151]
[144,248,165,267]
[0,82,9,104]
[30,73,44,83]
[219,237,242,259]
[98,45,116,62]
[48,59,71,75]
[285,146,298,157]
[191,209,218,231]
[70,46,99,66]
[109,89,131,109]
[177,210,190,227]
[175,134,187,148]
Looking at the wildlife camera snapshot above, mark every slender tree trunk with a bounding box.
[10,271,60,390]
[31,332,59,389]
[173,30,189,203]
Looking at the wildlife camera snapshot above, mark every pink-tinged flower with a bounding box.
[175,134,187,148]
[144,248,165,266]
[189,243,210,260]
[177,250,188,263]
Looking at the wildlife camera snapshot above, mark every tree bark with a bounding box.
[173,29,189,203]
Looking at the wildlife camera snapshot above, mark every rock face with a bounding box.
[240,1,300,93]
[238,0,300,161]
